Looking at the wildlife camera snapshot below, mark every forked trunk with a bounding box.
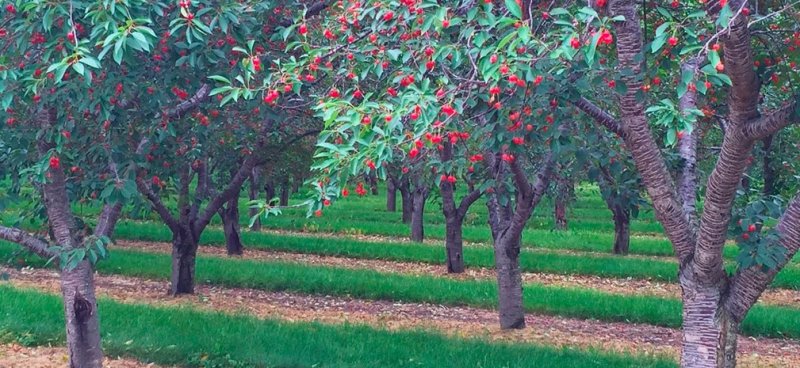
[444,217,465,273]
[220,197,243,256]
[387,181,397,212]
[410,188,426,242]
[171,232,199,295]
[612,205,630,255]
[680,270,738,368]
[494,234,525,329]
[61,261,104,368]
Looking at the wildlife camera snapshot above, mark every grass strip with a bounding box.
[114,221,800,290]
[4,241,800,340]
[0,285,675,368]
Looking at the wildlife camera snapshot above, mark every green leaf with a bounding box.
[504,0,522,19]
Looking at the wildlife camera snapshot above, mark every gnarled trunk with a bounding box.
[171,231,199,295]
[220,197,243,256]
[611,204,630,255]
[410,188,427,242]
[494,234,525,329]
[680,270,738,368]
[387,181,397,212]
[61,261,104,368]
[445,217,465,273]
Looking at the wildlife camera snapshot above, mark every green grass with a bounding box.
[113,221,800,290]
[4,241,800,340]
[0,285,675,368]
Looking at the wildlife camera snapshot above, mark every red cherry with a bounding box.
[49,156,61,169]
[442,19,450,28]
[748,224,757,232]
[668,36,678,46]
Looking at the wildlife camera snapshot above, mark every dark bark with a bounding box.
[265,182,276,203]
[444,218,465,273]
[439,141,482,274]
[279,182,290,206]
[368,173,379,195]
[553,173,573,231]
[410,185,428,242]
[386,180,397,212]
[170,230,199,295]
[219,196,243,256]
[611,204,630,255]
[249,168,262,231]
[397,178,413,223]
[291,177,301,194]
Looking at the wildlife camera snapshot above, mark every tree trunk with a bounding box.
[61,261,104,368]
[279,183,289,206]
[368,173,379,195]
[38,134,104,368]
[679,271,738,368]
[410,188,426,242]
[249,170,261,231]
[387,181,397,212]
[220,197,243,256]
[291,178,301,194]
[400,187,412,224]
[170,231,199,295]
[445,217,465,273]
[265,182,276,203]
[554,199,568,230]
[553,175,571,230]
[611,205,630,255]
[494,234,525,329]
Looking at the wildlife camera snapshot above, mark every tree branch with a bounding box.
[609,0,696,264]
[572,97,627,139]
[95,203,123,237]
[165,84,211,120]
[135,176,180,233]
[743,96,800,141]
[0,226,55,259]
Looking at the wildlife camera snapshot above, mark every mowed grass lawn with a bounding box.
[0,286,675,368]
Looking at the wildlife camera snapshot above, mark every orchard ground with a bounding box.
[3,184,800,367]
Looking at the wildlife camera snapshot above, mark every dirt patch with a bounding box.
[0,343,161,368]
[3,266,800,367]
[117,240,800,308]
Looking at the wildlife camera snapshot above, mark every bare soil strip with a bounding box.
[118,240,800,308]
[0,343,161,368]
[3,266,799,367]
